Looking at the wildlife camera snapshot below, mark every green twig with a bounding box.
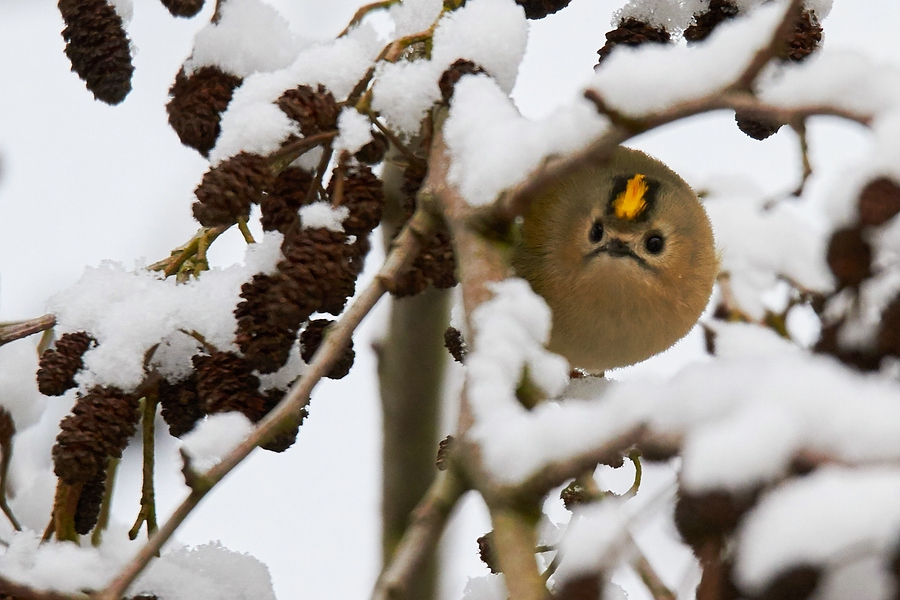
[91,458,119,547]
[128,395,158,541]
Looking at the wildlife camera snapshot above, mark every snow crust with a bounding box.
[47,233,285,391]
[185,0,302,77]
[443,76,609,206]
[372,0,528,136]
[299,203,349,232]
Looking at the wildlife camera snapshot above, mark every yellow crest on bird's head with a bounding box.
[612,174,649,221]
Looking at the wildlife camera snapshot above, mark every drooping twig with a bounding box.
[91,458,119,547]
[147,226,229,278]
[728,0,804,93]
[0,409,20,531]
[128,394,158,541]
[96,208,438,600]
[0,314,56,347]
[338,0,401,37]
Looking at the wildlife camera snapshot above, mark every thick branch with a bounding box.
[97,209,438,600]
[371,471,466,600]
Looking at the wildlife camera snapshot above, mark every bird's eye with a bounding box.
[588,221,604,244]
[645,234,665,254]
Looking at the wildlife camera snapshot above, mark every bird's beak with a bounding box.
[606,238,632,258]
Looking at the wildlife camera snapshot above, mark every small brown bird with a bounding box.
[513,147,717,372]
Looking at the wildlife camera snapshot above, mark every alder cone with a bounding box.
[354,131,389,165]
[858,177,900,227]
[158,375,204,437]
[299,319,355,379]
[74,468,107,534]
[52,386,140,484]
[193,152,273,226]
[781,10,823,63]
[735,111,782,140]
[556,574,603,600]
[193,351,268,421]
[329,163,386,236]
[159,0,204,17]
[37,332,95,396]
[58,0,134,105]
[826,226,872,290]
[596,17,670,66]
[167,66,243,157]
[277,84,339,136]
[674,490,757,552]
[756,566,821,600]
[260,167,314,233]
[515,0,571,19]
[684,0,740,42]
[235,273,305,374]
[258,389,306,453]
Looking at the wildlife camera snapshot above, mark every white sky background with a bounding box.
[2,1,900,599]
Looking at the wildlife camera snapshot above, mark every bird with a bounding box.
[512,146,718,373]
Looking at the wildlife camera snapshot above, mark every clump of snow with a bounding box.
[389,0,443,38]
[300,203,349,232]
[133,541,276,600]
[211,27,382,162]
[702,177,833,320]
[614,0,702,32]
[181,412,254,472]
[334,108,373,155]
[257,341,305,391]
[372,0,528,136]
[735,466,900,593]
[443,76,609,206]
[0,529,134,593]
[554,498,632,582]
[462,574,507,600]
[48,233,285,391]
[592,3,785,116]
[465,278,570,479]
[185,0,302,77]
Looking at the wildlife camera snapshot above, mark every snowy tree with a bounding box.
[1,1,899,599]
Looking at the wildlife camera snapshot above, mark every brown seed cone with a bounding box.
[826,226,872,290]
[329,163,386,236]
[515,0,571,19]
[300,319,355,379]
[878,293,900,358]
[781,10,823,63]
[52,386,140,484]
[674,489,758,553]
[684,0,740,42]
[158,375,204,437]
[193,152,274,227]
[556,574,603,600]
[258,389,307,453]
[167,66,243,157]
[560,480,592,510]
[234,273,306,374]
[439,59,488,104]
[58,0,134,105]
[159,0,205,18]
[859,178,900,227]
[37,332,96,397]
[260,166,314,234]
[354,131,389,165]
[401,161,428,213]
[596,17,671,66]
[758,566,821,600]
[476,532,500,574]
[281,227,358,317]
[391,228,458,297]
[814,320,882,372]
[192,351,268,422]
[443,327,467,363]
[276,85,339,137]
[74,467,107,534]
[735,111,783,140]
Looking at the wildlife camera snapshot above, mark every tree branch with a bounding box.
[0,314,56,347]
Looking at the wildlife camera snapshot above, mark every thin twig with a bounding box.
[0,411,20,531]
[791,118,812,197]
[338,0,401,37]
[91,458,119,547]
[96,208,438,600]
[0,575,83,600]
[128,395,158,541]
[632,545,677,600]
[371,471,466,600]
[367,113,426,166]
[147,226,229,278]
[0,314,56,347]
[728,0,804,92]
[266,130,338,173]
[236,216,256,244]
